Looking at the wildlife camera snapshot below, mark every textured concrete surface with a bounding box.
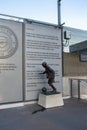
[0,99,87,130]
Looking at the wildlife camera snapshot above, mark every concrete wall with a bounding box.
[63,53,87,98]
[63,53,87,76]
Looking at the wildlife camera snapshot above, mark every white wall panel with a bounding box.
[24,23,62,100]
[0,19,22,103]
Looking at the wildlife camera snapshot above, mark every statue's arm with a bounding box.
[43,71,46,74]
[39,71,46,74]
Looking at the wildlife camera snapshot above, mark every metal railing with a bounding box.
[69,78,87,100]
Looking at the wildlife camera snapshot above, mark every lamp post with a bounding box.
[58,0,61,26]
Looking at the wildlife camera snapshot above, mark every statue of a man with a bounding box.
[41,62,56,92]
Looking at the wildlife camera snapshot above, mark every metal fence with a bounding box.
[69,78,87,101]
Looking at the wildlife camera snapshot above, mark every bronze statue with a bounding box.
[41,62,56,93]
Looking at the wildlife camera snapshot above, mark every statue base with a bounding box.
[38,92,64,108]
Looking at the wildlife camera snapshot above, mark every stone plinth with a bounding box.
[38,92,64,108]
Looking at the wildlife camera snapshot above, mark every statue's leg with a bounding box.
[48,79,56,92]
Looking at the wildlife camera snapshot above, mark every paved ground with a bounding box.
[0,99,87,130]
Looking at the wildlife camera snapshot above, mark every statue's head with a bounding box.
[42,62,47,67]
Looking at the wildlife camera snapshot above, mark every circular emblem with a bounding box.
[0,26,18,59]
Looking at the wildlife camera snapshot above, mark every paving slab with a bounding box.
[0,99,87,130]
